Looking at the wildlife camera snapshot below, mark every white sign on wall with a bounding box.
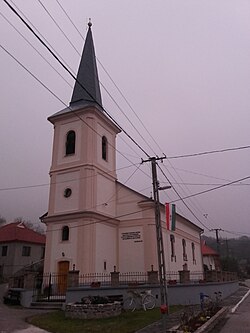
[121,231,142,242]
[119,227,144,272]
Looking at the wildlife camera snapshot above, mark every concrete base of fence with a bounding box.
[66,281,239,307]
[65,302,122,319]
[20,289,33,308]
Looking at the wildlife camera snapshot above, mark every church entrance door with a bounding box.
[58,261,69,294]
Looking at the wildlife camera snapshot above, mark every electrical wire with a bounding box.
[3,0,249,234]
[38,0,157,157]
[3,0,150,158]
[167,144,250,160]
[170,175,250,203]
[16,0,214,228]
[0,39,151,183]
[160,181,250,186]
[54,0,158,157]
[37,0,79,55]
[0,11,72,88]
[0,163,139,192]
[8,0,76,75]
[158,164,210,231]
[44,206,154,233]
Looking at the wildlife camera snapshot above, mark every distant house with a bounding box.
[202,241,221,271]
[0,222,46,279]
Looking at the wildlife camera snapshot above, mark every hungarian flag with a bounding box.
[165,203,176,231]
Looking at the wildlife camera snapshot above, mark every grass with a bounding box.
[29,306,182,333]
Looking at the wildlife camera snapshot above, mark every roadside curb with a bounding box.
[166,306,229,333]
[194,306,228,333]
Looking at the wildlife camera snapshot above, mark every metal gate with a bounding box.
[33,273,67,302]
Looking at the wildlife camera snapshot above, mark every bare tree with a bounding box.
[0,215,6,225]
[14,217,45,234]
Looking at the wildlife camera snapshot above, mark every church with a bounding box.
[42,22,204,278]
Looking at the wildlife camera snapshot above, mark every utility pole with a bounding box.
[211,228,222,255]
[142,156,169,330]
[225,238,229,259]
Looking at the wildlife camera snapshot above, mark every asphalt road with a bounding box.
[211,280,250,333]
[0,284,50,333]
[217,290,250,333]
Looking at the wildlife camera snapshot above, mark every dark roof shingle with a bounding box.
[0,222,45,245]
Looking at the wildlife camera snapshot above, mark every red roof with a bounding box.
[201,241,219,256]
[0,222,45,245]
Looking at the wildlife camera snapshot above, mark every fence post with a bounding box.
[147,265,159,284]
[111,266,120,286]
[67,270,80,288]
[48,273,52,301]
[23,272,36,290]
[179,270,190,284]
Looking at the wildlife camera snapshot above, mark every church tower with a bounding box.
[43,22,121,275]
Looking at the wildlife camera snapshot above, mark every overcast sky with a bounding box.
[0,0,250,239]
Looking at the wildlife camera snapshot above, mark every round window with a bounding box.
[64,188,72,198]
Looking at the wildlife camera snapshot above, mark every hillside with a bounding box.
[202,235,250,277]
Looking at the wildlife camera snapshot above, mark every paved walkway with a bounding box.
[0,284,51,333]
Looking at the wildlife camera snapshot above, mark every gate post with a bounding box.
[48,273,52,301]
[23,272,36,290]
[147,265,159,284]
[111,266,120,286]
[67,270,79,288]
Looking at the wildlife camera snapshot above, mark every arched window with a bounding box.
[192,242,196,264]
[170,235,175,261]
[182,239,187,261]
[66,131,76,155]
[102,136,107,160]
[62,226,69,241]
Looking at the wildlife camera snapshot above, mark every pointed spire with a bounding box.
[70,20,102,107]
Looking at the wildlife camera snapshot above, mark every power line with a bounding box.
[3,0,248,234]
[161,181,250,187]
[39,0,157,157]
[167,144,250,160]
[0,40,151,184]
[44,206,154,233]
[37,0,79,55]
[8,0,76,75]
[0,11,72,88]
[170,175,250,203]
[54,0,158,157]
[0,0,214,230]
[0,163,139,192]
[221,229,250,237]
[157,164,210,231]
[29,0,214,227]
[3,0,150,158]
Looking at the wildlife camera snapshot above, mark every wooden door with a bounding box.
[58,261,69,294]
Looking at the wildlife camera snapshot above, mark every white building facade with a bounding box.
[43,23,204,278]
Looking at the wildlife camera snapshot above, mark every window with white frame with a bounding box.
[65,130,76,155]
[192,242,196,264]
[102,136,108,161]
[170,235,176,261]
[182,239,187,261]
